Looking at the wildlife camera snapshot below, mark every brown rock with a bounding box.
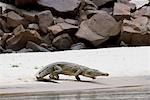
[113,3,131,20]
[36,10,54,35]
[6,29,42,50]
[91,0,114,7]
[76,11,120,46]
[4,11,24,29]
[26,41,50,52]
[52,34,73,50]
[0,18,10,33]
[120,16,150,45]
[15,0,37,6]
[48,22,78,35]
[37,0,81,18]
[13,25,25,35]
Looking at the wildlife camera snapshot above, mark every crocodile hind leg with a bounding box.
[49,65,63,80]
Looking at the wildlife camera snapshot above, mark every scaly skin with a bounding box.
[36,62,109,81]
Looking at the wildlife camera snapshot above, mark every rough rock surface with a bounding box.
[36,10,54,35]
[6,29,42,50]
[76,11,120,46]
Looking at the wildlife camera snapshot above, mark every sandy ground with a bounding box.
[0,47,149,96]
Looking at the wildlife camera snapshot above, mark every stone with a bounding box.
[36,10,54,35]
[0,46,4,53]
[4,11,24,29]
[113,3,131,20]
[6,29,42,51]
[15,0,37,6]
[13,25,25,35]
[65,19,78,26]
[48,22,78,35]
[71,42,86,50]
[0,18,10,33]
[37,0,81,18]
[26,41,50,52]
[54,17,65,24]
[0,33,13,47]
[18,48,33,53]
[0,29,4,37]
[120,16,150,45]
[91,0,114,7]
[3,49,15,53]
[52,34,73,50]
[133,6,150,17]
[28,23,39,30]
[76,11,120,46]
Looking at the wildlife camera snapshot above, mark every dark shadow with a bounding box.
[55,78,107,85]
[36,79,58,83]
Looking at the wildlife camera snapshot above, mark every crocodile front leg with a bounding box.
[49,65,63,80]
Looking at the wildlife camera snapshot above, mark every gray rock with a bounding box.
[37,0,81,18]
[52,34,73,50]
[76,11,120,46]
[4,11,24,29]
[28,23,39,30]
[6,29,42,51]
[91,0,114,7]
[113,3,131,20]
[36,10,54,35]
[48,22,78,35]
[26,41,50,52]
[18,48,33,53]
[71,42,86,50]
[0,29,4,37]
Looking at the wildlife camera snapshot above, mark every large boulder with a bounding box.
[37,0,81,18]
[52,34,73,50]
[76,11,120,46]
[91,0,114,7]
[4,11,24,29]
[36,10,54,35]
[120,16,150,45]
[6,29,42,50]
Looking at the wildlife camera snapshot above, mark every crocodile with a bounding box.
[35,62,109,81]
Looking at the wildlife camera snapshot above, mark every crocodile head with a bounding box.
[83,69,109,79]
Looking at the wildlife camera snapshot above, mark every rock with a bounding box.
[71,42,86,50]
[133,6,150,17]
[26,41,50,52]
[6,29,42,50]
[0,46,4,53]
[36,10,54,35]
[13,25,25,35]
[76,11,120,46]
[91,0,114,7]
[0,33,13,47]
[0,29,4,37]
[3,49,15,53]
[113,3,131,20]
[4,11,24,29]
[130,0,149,9]
[54,17,65,24]
[0,18,10,33]
[65,19,78,26]
[28,23,39,30]
[120,16,150,45]
[41,33,54,45]
[52,34,73,50]
[37,0,81,18]
[15,0,37,6]
[17,48,33,53]
[48,22,78,35]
